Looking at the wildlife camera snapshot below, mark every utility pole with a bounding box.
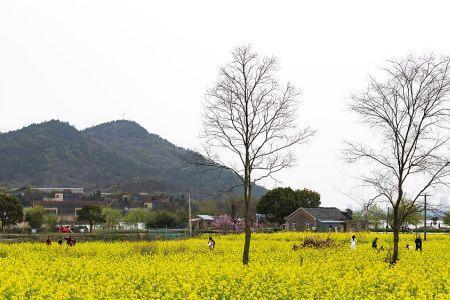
[386,206,389,233]
[420,193,431,241]
[188,193,192,237]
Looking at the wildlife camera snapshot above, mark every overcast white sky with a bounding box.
[1,1,450,208]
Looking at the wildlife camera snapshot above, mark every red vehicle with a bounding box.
[58,225,72,233]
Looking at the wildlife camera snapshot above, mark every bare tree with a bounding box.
[345,54,450,264]
[199,45,314,265]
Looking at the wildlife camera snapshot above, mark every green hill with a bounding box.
[0,120,266,199]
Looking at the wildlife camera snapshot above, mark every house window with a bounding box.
[291,222,296,230]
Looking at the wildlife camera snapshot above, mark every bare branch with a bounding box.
[346,54,450,263]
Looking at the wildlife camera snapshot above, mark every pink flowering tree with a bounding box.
[213,215,241,234]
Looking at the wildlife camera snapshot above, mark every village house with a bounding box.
[285,207,368,232]
[11,187,85,206]
[189,215,215,230]
[105,192,170,211]
[32,200,110,222]
[23,187,110,222]
[33,187,85,201]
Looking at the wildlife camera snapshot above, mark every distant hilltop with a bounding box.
[0,120,266,199]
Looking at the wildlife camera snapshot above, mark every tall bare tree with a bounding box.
[200,45,314,265]
[345,54,450,263]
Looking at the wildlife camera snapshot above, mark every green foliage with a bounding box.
[366,200,423,229]
[102,207,122,229]
[146,211,178,228]
[363,205,385,229]
[124,208,150,228]
[197,199,221,215]
[443,211,450,225]
[190,195,259,219]
[391,200,422,228]
[404,210,422,227]
[0,194,23,230]
[295,189,321,208]
[44,214,58,228]
[256,187,321,224]
[0,120,266,198]
[85,190,103,201]
[77,205,105,232]
[24,206,44,229]
[257,187,297,225]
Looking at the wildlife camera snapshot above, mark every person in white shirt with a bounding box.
[350,235,357,250]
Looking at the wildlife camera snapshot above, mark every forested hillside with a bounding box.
[0,120,266,198]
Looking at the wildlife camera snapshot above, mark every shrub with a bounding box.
[300,236,335,248]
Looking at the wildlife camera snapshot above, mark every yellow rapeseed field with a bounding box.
[0,232,449,299]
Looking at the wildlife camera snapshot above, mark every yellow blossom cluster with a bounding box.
[0,232,448,299]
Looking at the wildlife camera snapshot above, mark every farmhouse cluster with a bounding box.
[10,187,169,222]
[1,186,379,233]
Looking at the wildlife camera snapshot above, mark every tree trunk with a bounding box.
[90,221,93,232]
[391,207,400,264]
[242,197,251,265]
[242,152,252,265]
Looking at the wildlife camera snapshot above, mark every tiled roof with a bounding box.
[302,207,348,221]
[197,215,215,221]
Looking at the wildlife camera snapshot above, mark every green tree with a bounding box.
[405,211,422,228]
[77,205,105,232]
[384,200,422,229]
[124,208,150,229]
[294,189,321,208]
[24,206,45,229]
[256,187,320,225]
[443,211,450,225]
[44,214,58,228]
[102,207,122,229]
[361,206,384,229]
[225,194,240,220]
[85,189,103,201]
[197,199,221,216]
[146,211,178,228]
[0,194,23,231]
[256,187,297,225]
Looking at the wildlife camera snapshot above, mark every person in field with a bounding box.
[350,235,357,250]
[45,236,52,246]
[65,235,76,246]
[406,244,411,250]
[57,237,64,245]
[208,236,215,251]
[372,237,378,249]
[415,235,422,251]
